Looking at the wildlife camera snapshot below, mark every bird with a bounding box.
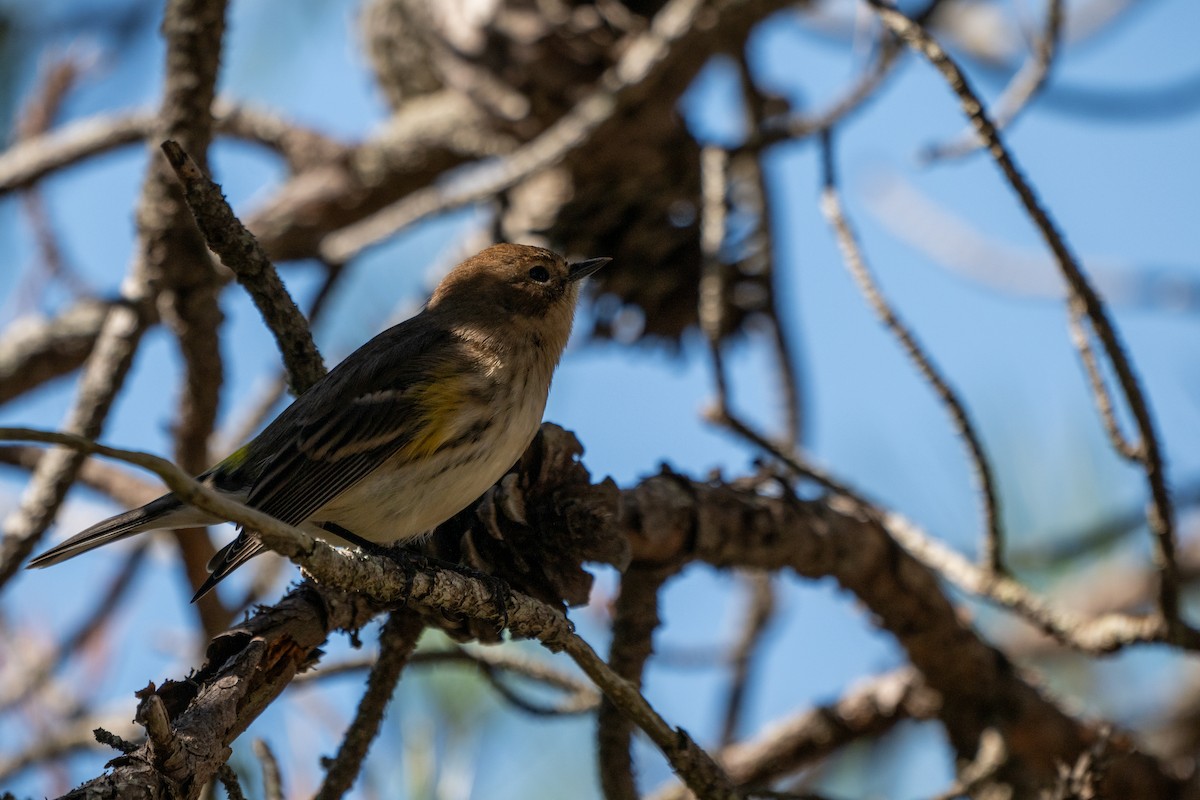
[27,243,609,600]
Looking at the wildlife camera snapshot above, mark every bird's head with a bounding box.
[428,243,609,352]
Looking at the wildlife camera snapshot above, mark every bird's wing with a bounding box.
[245,391,423,526]
[237,324,479,529]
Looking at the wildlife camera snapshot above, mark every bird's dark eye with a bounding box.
[528,265,551,283]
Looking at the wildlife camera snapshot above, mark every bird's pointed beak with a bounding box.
[567,257,611,282]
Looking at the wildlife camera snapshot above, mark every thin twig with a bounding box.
[758,31,903,146]
[93,727,138,755]
[161,140,326,394]
[818,131,1005,572]
[885,510,1194,653]
[699,145,732,408]
[0,715,142,782]
[708,408,871,503]
[1070,305,1141,461]
[719,571,776,747]
[217,764,247,800]
[733,59,804,441]
[12,56,94,307]
[1011,476,1200,571]
[865,0,1182,631]
[600,565,675,800]
[17,189,86,303]
[559,632,737,798]
[314,611,424,800]
[0,444,157,507]
[300,646,600,712]
[752,0,949,149]
[474,661,597,717]
[923,0,1065,162]
[253,739,284,800]
[0,426,316,561]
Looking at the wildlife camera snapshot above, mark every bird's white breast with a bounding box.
[311,365,550,544]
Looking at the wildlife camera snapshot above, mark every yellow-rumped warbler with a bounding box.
[28,243,608,599]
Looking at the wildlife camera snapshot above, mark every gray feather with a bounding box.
[26,495,212,568]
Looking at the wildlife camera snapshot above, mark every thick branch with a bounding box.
[60,584,379,800]
[138,0,231,634]
[0,299,153,588]
[0,113,148,193]
[0,102,348,196]
[722,667,937,788]
[652,667,940,798]
[620,472,1179,796]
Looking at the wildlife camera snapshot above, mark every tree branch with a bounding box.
[161,140,326,394]
[600,565,676,800]
[314,611,424,800]
[923,0,1065,162]
[818,131,1005,573]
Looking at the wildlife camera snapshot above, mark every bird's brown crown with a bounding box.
[429,243,578,320]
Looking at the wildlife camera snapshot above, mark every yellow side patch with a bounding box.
[402,371,469,459]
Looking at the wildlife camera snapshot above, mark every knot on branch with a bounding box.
[425,423,625,637]
[134,685,186,781]
[619,465,699,564]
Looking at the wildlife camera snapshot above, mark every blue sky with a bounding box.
[2,0,1200,796]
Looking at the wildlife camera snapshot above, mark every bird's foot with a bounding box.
[391,550,511,632]
[443,561,510,632]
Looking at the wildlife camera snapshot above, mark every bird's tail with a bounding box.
[26,495,217,569]
[192,533,266,601]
